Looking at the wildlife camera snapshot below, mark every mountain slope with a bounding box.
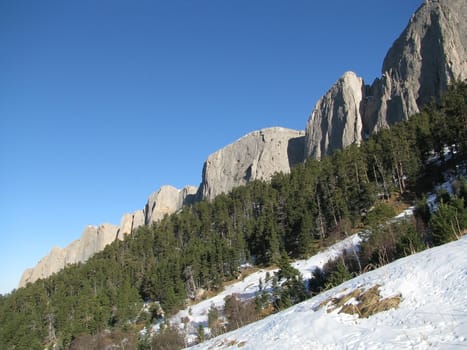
[190,235,467,349]
[18,0,467,289]
[170,233,362,343]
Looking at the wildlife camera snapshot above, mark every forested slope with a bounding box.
[0,82,466,349]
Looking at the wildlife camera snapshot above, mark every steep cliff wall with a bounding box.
[19,224,118,287]
[19,186,197,287]
[305,0,467,159]
[199,127,305,200]
[363,0,467,135]
[305,72,364,159]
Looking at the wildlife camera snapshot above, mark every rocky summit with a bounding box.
[18,0,467,288]
[305,0,467,159]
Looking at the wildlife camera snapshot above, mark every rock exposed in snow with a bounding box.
[199,127,305,200]
[189,236,467,350]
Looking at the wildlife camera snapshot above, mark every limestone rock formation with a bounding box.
[144,185,198,224]
[18,247,65,289]
[363,0,467,136]
[305,0,467,159]
[199,127,305,200]
[305,71,364,159]
[19,223,118,287]
[19,185,197,288]
[118,210,145,239]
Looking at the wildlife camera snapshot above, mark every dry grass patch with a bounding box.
[320,284,401,318]
[207,338,247,349]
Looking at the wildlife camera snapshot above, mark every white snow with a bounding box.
[188,235,467,349]
[394,206,414,219]
[170,234,362,341]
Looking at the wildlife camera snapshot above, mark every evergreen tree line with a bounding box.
[0,82,465,350]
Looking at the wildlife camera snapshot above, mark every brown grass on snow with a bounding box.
[320,284,401,318]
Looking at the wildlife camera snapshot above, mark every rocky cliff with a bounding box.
[199,127,305,200]
[19,224,119,287]
[305,0,467,159]
[144,185,198,224]
[19,185,197,287]
[305,71,364,159]
[19,126,301,286]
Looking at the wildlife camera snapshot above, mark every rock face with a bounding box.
[117,210,145,239]
[305,72,364,159]
[199,127,305,200]
[144,185,198,224]
[364,0,467,135]
[18,186,197,288]
[18,247,65,289]
[305,0,467,159]
[19,223,119,287]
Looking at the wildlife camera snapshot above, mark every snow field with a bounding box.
[188,236,467,349]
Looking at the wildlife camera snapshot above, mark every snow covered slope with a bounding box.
[170,234,361,342]
[189,236,467,349]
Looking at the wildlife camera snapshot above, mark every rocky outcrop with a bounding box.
[199,127,305,200]
[18,247,65,289]
[19,223,119,287]
[144,185,198,224]
[118,210,145,239]
[363,0,467,135]
[19,185,197,288]
[305,72,364,159]
[305,0,467,159]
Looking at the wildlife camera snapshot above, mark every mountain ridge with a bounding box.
[18,0,467,288]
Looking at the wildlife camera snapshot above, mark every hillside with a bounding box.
[170,233,362,344]
[0,80,465,350]
[18,0,467,287]
[1,1,466,348]
[190,235,467,349]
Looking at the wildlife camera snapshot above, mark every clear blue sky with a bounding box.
[0,0,422,294]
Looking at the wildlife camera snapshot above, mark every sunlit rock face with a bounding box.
[363,0,467,135]
[18,223,118,288]
[144,185,198,224]
[305,0,467,159]
[18,185,197,287]
[199,127,305,200]
[305,71,364,160]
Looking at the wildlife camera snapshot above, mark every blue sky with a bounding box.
[0,0,422,294]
